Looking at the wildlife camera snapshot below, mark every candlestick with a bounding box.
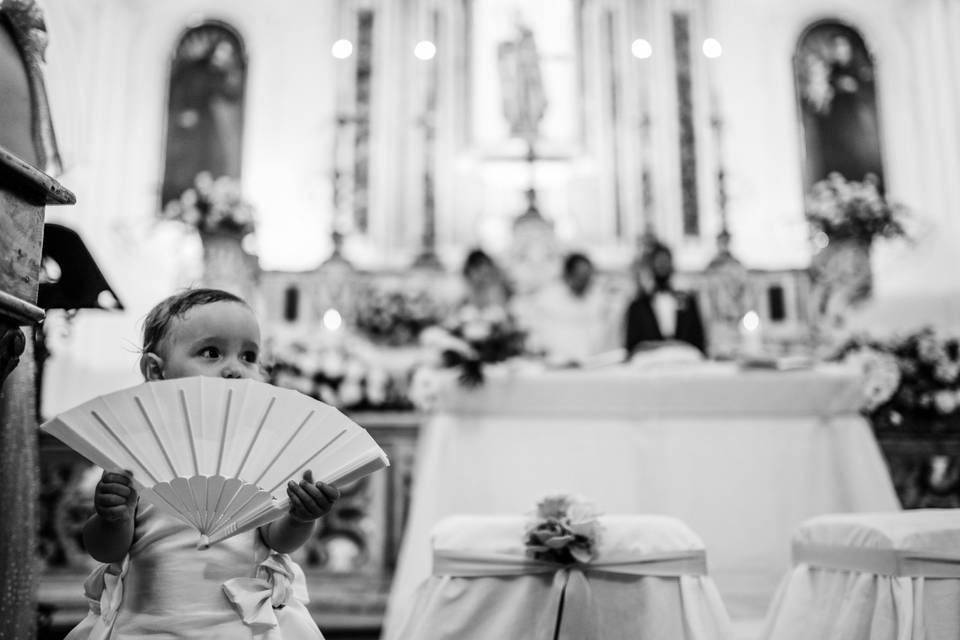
[739,310,764,357]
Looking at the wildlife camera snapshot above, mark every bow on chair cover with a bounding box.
[793,543,960,578]
[433,548,709,640]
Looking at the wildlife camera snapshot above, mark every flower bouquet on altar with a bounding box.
[354,284,448,347]
[267,338,414,412]
[161,171,256,237]
[524,495,601,564]
[806,173,909,329]
[805,172,907,244]
[420,304,527,388]
[836,328,960,432]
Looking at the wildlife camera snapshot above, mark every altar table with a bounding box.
[381,363,900,634]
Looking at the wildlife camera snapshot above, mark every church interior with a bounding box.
[3,0,960,638]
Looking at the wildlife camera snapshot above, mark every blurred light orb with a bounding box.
[414,40,436,60]
[742,310,761,332]
[812,231,830,250]
[702,38,723,58]
[331,39,353,59]
[323,309,343,331]
[631,39,653,59]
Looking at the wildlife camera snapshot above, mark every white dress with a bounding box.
[65,503,325,640]
[514,282,620,363]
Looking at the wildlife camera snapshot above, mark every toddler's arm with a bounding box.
[82,470,137,563]
[259,470,340,554]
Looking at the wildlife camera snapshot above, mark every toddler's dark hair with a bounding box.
[142,288,248,355]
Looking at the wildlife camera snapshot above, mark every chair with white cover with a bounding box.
[386,514,733,640]
[762,510,960,640]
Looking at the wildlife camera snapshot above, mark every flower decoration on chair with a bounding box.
[420,304,527,388]
[805,172,907,244]
[836,328,960,431]
[524,495,601,565]
[161,172,256,237]
[354,285,448,347]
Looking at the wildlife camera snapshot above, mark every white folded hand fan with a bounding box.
[41,377,390,549]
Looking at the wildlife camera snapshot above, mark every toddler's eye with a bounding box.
[242,351,259,364]
[198,347,220,359]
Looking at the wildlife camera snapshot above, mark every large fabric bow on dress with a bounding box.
[223,550,309,631]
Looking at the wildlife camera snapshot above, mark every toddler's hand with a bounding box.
[94,470,137,523]
[286,470,340,523]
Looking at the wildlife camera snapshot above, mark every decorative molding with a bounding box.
[0,0,62,175]
[672,10,699,237]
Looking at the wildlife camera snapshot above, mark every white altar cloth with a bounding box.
[382,363,900,635]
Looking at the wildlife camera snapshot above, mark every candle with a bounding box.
[739,310,763,357]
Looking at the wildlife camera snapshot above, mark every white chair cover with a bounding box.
[386,514,733,640]
[762,510,960,640]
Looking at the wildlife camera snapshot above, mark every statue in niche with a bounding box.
[497,20,548,147]
[796,23,884,192]
[162,23,246,206]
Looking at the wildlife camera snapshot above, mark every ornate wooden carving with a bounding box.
[0,0,62,174]
[0,3,73,638]
[0,323,25,386]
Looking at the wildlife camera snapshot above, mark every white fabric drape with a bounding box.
[762,510,960,640]
[387,515,733,640]
[383,364,900,633]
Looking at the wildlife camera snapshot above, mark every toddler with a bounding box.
[68,288,339,640]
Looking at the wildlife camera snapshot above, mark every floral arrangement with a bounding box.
[267,339,413,411]
[353,285,448,347]
[420,304,527,387]
[524,495,601,565]
[805,172,907,244]
[837,328,960,430]
[161,171,256,236]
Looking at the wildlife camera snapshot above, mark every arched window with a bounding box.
[161,22,246,206]
[794,21,884,193]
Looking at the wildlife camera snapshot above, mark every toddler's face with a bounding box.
[151,301,263,381]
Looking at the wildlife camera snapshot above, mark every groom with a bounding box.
[624,241,707,355]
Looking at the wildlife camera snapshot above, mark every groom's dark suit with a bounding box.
[624,289,707,355]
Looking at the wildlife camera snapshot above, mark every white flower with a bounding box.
[461,320,491,342]
[935,360,960,385]
[846,347,900,412]
[934,390,958,415]
[917,335,944,364]
[409,367,443,410]
[480,306,508,324]
[457,305,481,324]
[318,384,341,407]
[195,171,214,192]
[339,380,364,407]
[366,368,389,406]
[344,357,367,381]
[274,370,315,396]
[319,350,346,378]
[181,188,198,208]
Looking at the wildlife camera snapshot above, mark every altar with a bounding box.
[382,362,901,633]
